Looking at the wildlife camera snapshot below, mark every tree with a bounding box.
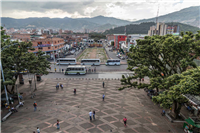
[1,26,50,94]
[120,31,200,91]
[111,41,114,46]
[152,67,200,119]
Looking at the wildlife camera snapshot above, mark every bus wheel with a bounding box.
[115,64,117,65]
[77,73,80,75]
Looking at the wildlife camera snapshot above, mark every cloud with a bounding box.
[1,0,200,21]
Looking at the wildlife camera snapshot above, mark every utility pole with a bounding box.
[154,4,160,35]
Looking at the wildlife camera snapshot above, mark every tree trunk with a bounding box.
[173,101,182,119]
[156,87,159,92]
[6,85,13,94]
[11,75,18,93]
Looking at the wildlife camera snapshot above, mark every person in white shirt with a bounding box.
[37,127,40,133]
[89,110,93,121]
[19,102,24,107]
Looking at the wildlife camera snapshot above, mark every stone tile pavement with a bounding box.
[1,79,184,133]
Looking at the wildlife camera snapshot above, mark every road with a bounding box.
[50,64,129,72]
[105,47,127,64]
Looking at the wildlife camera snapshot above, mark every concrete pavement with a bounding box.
[1,78,183,133]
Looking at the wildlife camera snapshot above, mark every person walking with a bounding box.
[56,83,59,90]
[33,101,37,111]
[89,110,93,121]
[102,94,105,101]
[60,84,63,89]
[37,127,40,133]
[57,120,60,129]
[102,81,105,88]
[93,110,95,120]
[74,89,76,95]
[55,68,56,72]
[123,117,127,127]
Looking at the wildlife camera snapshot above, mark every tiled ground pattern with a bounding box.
[1,79,183,133]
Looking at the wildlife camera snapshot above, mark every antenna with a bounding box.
[154,3,159,35]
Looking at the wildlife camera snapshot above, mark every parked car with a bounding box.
[120,56,125,60]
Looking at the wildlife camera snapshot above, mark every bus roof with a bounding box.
[81,59,100,60]
[67,65,86,68]
[57,58,76,60]
[107,59,120,60]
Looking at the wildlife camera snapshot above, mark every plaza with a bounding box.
[1,78,183,133]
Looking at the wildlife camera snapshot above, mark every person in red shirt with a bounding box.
[123,117,127,127]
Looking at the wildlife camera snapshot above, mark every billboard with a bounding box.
[166,25,179,35]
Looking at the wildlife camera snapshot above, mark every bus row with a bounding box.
[56,58,121,66]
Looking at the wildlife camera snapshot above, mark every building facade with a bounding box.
[114,34,127,49]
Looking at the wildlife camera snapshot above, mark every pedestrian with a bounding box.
[33,101,37,111]
[60,84,63,89]
[55,68,56,72]
[19,101,24,107]
[102,94,105,101]
[93,110,95,120]
[94,67,96,72]
[89,110,92,121]
[62,69,64,73]
[123,117,127,127]
[102,81,105,88]
[11,106,18,113]
[74,89,76,95]
[56,83,59,90]
[37,127,40,133]
[142,78,144,81]
[57,120,60,129]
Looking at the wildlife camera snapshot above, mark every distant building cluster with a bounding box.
[148,22,180,36]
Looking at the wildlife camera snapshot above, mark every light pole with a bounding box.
[0,61,9,108]
[51,38,56,72]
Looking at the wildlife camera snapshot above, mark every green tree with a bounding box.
[111,41,114,46]
[120,31,200,91]
[1,26,50,94]
[153,67,200,119]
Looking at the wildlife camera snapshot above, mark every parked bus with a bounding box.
[81,59,101,66]
[105,59,120,66]
[65,65,86,75]
[57,58,76,65]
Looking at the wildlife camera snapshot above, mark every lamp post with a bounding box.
[0,61,9,109]
[51,39,56,72]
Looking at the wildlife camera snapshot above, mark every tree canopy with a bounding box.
[1,26,50,94]
[120,31,200,91]
[152,67,200,119]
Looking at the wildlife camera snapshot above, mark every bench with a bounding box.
[2,111,12,122]
[2,101,25,122]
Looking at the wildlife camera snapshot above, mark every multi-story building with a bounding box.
[148,23,179,36]
[106,34,114,42]
[43,29,51,35]
[12,33,32,42]
[114,34,127,49]
[30,37,65,55]
[59,29,62,34]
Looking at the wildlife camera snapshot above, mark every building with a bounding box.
[148,23,180,36]
[114,34,127,49]
[43,29,51,35]
[59,29,62,34]
[12,33,32,42]
[30,37,65,56]
[106,34,114,42]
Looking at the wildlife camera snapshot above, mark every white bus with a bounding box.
[105,59,120,66]
[65,66,86,75]
[81,59,101,66]
[57,58,76,65]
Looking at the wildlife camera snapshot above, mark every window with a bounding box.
[48,47,50,49]
[55,46,57,48]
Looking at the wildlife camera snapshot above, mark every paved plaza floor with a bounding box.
[1,79,184,133]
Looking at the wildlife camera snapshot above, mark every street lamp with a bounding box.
[51,39,56,72]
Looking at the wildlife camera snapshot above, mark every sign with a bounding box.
[37,44,51,47]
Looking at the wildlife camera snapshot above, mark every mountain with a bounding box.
[1,16,131,31]
[133,6,200,28]
[103,22,200,35]
[78,15,131,26]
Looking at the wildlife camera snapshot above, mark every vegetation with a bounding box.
[103,22,200,35]
[89,33,106,42]
[111,41,114,46]
[120,31,200,92]
[153,67,200,119]
[1,26,50,94]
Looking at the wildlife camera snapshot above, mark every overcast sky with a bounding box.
[1,0,200,21]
